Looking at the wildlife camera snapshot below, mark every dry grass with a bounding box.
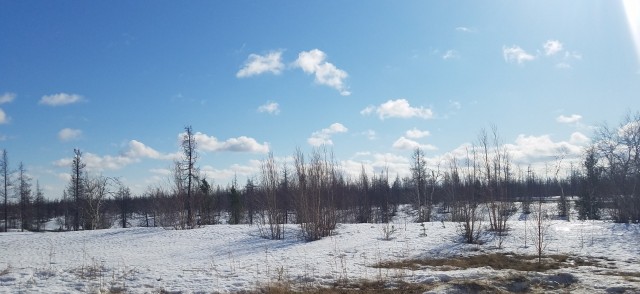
[252,280,431,293]
[374,253,594,272]
[0,265,10,276]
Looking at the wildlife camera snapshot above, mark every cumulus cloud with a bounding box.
[0,92,16,104]
[257,101,280,115]
[342,152,411,180]
[53,139,180,172]
[361,99,434,120]
[307,123,348,146]
[405,128,430,139]
[39,93,84,106]
[294,49,350,96]
[392,137,437,151]
[543,40,563,56]
[570,132,590,145]
[505,134,584,164]
[236,51,284,78]
[556,114,582,124]
[0,109,8,124]
[54,152,135,172]
[58,128,82,141]
[189,132,269,153]
[503,45,535,64]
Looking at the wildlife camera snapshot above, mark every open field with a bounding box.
[1,205,639,293]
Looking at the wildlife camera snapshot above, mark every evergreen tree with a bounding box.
[576,147,602,220]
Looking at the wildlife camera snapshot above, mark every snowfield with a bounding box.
[1,205,639,293]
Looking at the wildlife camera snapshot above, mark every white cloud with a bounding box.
[570,132,590,145]
[124,140,163,159]
[236,51,284,78]
[0,92,16,104]
[405,128,431,139]
[39,93,84,106]
[362,99,434,120]
[54,152,135,172]
[543,40,563,56]
[503,45,535,64]
[392,136,437,151]
[556,62,572,69]
[58,128,82,141]
[257,101,280,115]
[190,132,269,153]
[442,49,459,60]
[307,123,348,146]
[363,129,377,140]
[556,114,582,124]
[505,134,583,164]
[199,160,262,182]
[294,49,350,96]
[0,109,8,124]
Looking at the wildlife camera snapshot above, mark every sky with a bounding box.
[1,1,639,199]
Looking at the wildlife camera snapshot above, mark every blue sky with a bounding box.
[1,1,639,199]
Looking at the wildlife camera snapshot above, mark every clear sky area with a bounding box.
[1,1,639,199]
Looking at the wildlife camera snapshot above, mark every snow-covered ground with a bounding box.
[1,205,639,293]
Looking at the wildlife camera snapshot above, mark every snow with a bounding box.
[1,204,639,293]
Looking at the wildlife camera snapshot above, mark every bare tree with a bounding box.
[259,152,285,239]
[458,146,483,244]
[33,181,45,231]
[179,126,198,229]
[595,112,640,222]
[17,162,32,232]
[116,185,131,228]
[530,199,552,264]
[0,150,12,232]
[84,175,116,230]
[411,147,430,222]
[68,149,86,231]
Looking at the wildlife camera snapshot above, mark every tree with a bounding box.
[1,149,12,232]
[228,178,242,225]
[17,162,32,232]
[33,181,45,231]
[411,147,430,222]
[259,152,284,239]
[116,185,131,228]
[84,175,114,230]
[595,112,640,222]
[68,148,86,231]
[576,147,602,220]
[179,125,199,229]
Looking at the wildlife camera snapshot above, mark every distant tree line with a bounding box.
[1,112,639,237]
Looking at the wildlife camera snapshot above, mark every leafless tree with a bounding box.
[84,175,117,230]
[1,149,12,232]
[17,162,32,232]
[116,185,131,228]
[33,181,45,231]
[294,147,337,241]
[458,146,483,244]
[179,125,198,229]
[68,148,86,231]
[595,111,640,222]
[259,152,285,239]
[411,147,431,222]
[530,199,552,264]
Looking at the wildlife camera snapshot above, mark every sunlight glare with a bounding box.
[622,0,640,68]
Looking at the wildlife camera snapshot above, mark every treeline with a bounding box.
[1,113,639,237]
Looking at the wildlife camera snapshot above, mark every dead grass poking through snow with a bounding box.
[374,253,596,272]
